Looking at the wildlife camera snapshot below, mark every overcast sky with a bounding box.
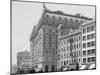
[12,1,95,65]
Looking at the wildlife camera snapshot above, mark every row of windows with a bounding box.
[57,58,81,66]
[83,57,95,63]
[83,41,95,48]
[58,43,81,52]
[83,49,95,56]
[83,33,95,41]
[45,15,83,25]
[83,25,95,34]
[57,51,81,59]
[59,36,81,45]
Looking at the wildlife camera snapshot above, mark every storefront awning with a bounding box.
[68,64,77,70]
[63,67,68,71]
[88,64,95,69]
[79,65,86,70]
[35,64,42,72]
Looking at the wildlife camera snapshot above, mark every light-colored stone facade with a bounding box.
[80,20,96,65]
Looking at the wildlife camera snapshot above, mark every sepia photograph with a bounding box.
[11,0,96,74]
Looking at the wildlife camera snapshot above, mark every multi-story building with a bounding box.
[17,51,32,70]
[30,3,92,72]
[80,20,96,69]
[57,25,82,70]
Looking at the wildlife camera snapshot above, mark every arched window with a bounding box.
[58,16,63,24]
[70,19,74,26]
[75,19,79,26]
[52,16,56,24]
[45,15,50,24]
[80,20,83,25]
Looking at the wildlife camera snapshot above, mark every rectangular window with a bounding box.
[58,54,60,59]
[61,61,63,66]
[92,49,95,54]
[87,50,91,55]
[77,44,78,48]
[87,42,91,47]
[64,47,66,52]
[67,40,69,44]
[58,49,60,52]
[61,54,63,59]
[66,60,68,64]
[64,40,66,44]
[92,57,95,62]
[83,36,86,41]
[87,58,91,62]
[64,54,66,58]
[74,45,76,49]
[61,48,63,52]
[79,36,81,40]
[67,47,69,51]
[79,44,81,48]
[87,35,91,40]
[91,33,95,39]
[87,27,91,32]
[83,43,86,48]
[91,25,95,31]
[83,51,86,55]
[83,58,86,63]
[83,28,86,34]
[92,41,95,46]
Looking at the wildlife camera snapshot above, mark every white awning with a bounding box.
[35,64,42,72]
[35,68,42,72]
[89,64,95,69]
[38,64,42,68]
[63,67,68,71]
[80,65,86,70]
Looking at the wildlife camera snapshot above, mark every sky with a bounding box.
[12,1,95,65]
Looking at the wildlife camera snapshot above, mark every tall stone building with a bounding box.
[30,3,92,72]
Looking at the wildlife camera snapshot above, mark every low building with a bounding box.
[80,20,96,69]
[11,65,18,74]
[17,51,32,70]
[57,25,82,71]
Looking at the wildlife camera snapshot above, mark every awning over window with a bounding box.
[68,64,77,70]
[79,65,86,70]
[38,64,42,68]
[35,68,42,72]
[63,67,68,71]
[88,64,95,69]
[34,64,42,72]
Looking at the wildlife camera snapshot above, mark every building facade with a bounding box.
[80,20,96,69]
[57,26,82,70]
[30,4,93,72]
[17,51,32,70]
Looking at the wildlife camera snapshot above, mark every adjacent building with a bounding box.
[17,51,32,70]
[57,24,82,70]
[80,20,96,69]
